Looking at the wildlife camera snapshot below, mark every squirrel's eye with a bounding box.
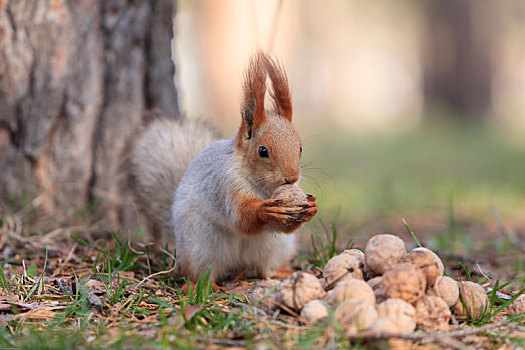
[258,146,269,158]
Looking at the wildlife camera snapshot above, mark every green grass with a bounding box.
[300,121,525,229]
[0,265,8,294]
[308,221,355,269]
[455,262,525,326]
[2,228,525,349]
[402,218,422,247]
[480,280,525,325]
[0,236,253,349]
[72,233,145,273]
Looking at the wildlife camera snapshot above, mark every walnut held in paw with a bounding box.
[267,184,318,230]
[272,185,308,210]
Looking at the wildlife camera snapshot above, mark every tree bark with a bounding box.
[0,0,178,228]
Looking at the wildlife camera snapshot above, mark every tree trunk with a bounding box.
[423,0,492,119]
[0,0,178,229]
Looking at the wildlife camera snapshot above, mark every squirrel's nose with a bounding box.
[283,175,299,185]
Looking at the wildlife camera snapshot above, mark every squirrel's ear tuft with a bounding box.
[243,99,256,139]
[263,54,292,122]
[241,52,267,136]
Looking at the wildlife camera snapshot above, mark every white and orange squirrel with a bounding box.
[124,52,318,282]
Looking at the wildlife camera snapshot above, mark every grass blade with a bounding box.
[402,218,422,247]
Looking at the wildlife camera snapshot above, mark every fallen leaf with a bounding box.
[167,304,202,330]
[183,304,203,320]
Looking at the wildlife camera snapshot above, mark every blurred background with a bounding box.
[1,0,524,256]
[173,0,525,248]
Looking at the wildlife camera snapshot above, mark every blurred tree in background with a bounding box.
[423,0,491,120]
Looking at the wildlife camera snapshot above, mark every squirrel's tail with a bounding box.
[122,111,217,240]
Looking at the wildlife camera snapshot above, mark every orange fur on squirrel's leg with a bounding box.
[233,197,266,236]
[181,280,194,294]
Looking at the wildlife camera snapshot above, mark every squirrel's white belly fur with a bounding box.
[172,139,295,281]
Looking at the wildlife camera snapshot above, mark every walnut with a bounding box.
[507,294,525,316]
[323,253,364,287]
[319,277,328,290]
[300,299,329,324]
[335,299,378,335]
[271,184,308,210]
[277,272,325,311]
[415,295,451,330]
[364,234,406,276]
[453,281,489,320]
[402,247,444,287]
[376,298,417,332]
[342,249,365,263]
[249,278,281,313]
[367,276,383,289]
[427,276,459,308]
[324,289,335,303]
[368,317,413,349]
[382,263,426,304]
[325,278,375,306]
[369,316,414,334]
[367,276,386,303]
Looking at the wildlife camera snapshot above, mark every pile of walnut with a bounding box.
[250,234,525,336]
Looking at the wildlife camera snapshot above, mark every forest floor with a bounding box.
[2,122,525,349]
[1,215,525,349]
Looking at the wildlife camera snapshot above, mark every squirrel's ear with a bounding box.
[264,54,292,122]
[240,52,267,139]
[242,99,256,139]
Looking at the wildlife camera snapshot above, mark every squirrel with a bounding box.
[124,52,318,282]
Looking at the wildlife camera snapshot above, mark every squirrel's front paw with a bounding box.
[258,198,302,232]
[297,194,319,223]
[258,195,318,233]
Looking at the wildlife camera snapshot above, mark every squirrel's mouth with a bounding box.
[281,175,299,186]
